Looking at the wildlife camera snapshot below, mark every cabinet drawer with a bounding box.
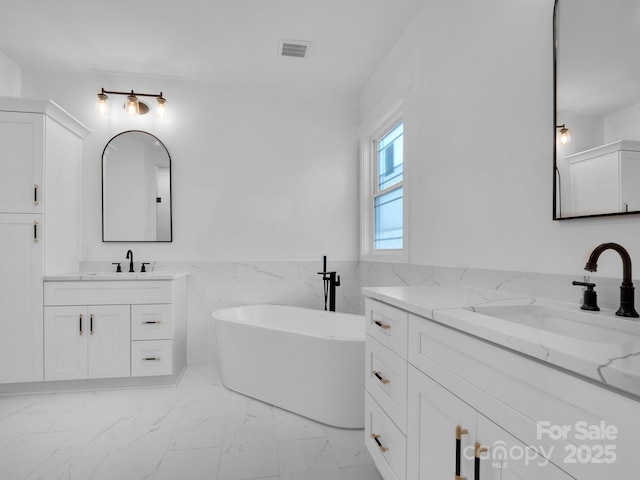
[365,299,408,360]
[131,304,172,340]
[366,336,407,434]
[131,340,172,377]
[44,280,172,306]
[365,392,406,480]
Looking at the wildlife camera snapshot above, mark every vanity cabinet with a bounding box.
[44,305,130,381]
[0,98,89,384]
[43,277,187,384]
[364,295,640,480]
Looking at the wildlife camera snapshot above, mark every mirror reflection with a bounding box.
[554,0,640,219]
[102,130,172,241]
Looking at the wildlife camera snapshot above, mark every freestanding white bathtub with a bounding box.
[212,304,365,428]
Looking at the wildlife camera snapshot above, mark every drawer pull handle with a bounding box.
[143,357,161,361]
[474,442,489,480]
[90,314,94,335]
[142,321,161,325]
[373,371,390,384]
[34,184,39,206]
[371,433,388,453]
[373,320,391,330]
[79,314,83,335]
[456,426,469,479]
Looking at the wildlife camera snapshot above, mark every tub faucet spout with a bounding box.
[584,242,639,317]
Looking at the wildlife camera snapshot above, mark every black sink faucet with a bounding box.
[126,249,134,273]
[584,243,639,318]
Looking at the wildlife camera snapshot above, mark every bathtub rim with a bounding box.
[211,303,365,342]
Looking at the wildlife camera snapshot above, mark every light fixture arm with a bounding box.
[100,87,165,100]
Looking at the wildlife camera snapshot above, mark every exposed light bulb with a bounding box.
[156,96,167,118]
[559,127,570,145]
[125,94,139,116]
[96,92,108,116]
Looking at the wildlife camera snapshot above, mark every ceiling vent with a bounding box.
[280,40,311,58]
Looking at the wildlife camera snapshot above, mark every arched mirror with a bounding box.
[554,0,640,219]
[102,130,172,241]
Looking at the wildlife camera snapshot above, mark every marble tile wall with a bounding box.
[81,260,627,365]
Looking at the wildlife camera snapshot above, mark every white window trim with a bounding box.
[360,99,408,263]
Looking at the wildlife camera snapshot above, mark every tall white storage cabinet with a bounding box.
[0,97,89,384]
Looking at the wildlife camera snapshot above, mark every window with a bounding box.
[360,101,406,262]
[374,122,403,249]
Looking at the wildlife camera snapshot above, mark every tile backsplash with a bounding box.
[80,260,629,365]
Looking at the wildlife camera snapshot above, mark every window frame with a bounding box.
[360,100,408,262]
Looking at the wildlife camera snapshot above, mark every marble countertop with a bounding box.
[363,286,640,398]
[44,271,189,281]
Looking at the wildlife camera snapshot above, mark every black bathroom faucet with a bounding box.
[126,249,134,273]
[318,255,341,312]
[584,242,639,318]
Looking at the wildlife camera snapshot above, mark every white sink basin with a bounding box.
[466,304,632,344]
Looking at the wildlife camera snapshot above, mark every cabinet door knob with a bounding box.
[370,433,388,453]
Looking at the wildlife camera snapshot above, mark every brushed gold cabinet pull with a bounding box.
[373,320,391,330]
[373,371,390,384]
[474,442,489,480]
[371,433,388,453]
[474,442,488,458]
[456,426,469,479]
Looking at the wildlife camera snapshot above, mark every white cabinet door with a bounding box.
[44,305,130,381]
[476,415,573,480]
[0,112,43,214]
[87,305,130,379]
[0,214,43,383]
[407,365,475,480]
[408,366,574,480]
[44,306,87,381]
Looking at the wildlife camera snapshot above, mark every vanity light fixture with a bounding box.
[96,88,167,117]
[556,124,570,145]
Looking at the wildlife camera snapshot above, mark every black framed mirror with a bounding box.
[102,130,172,241]
[554,0,640,220]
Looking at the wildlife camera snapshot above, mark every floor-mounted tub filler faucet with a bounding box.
[583,242,639,318]
[318,255,340,312]
[126,249,134,273]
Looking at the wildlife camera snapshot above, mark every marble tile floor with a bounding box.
[0,365,382,480]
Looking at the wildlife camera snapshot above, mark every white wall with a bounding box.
[21,69,360,263]
[0,50,21,96]
[361,0,640,279]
